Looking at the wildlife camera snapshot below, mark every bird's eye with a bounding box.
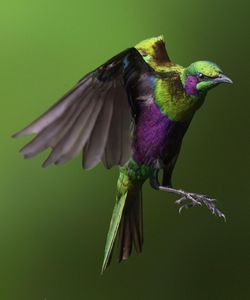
[198,73,204,79]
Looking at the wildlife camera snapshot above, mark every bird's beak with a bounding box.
[214,74,233,84]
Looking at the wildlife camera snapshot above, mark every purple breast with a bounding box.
[132,101,176,165]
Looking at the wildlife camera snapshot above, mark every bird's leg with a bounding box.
[149,162,225,220]
[149,161,161,190]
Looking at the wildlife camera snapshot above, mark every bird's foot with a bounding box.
[159,186,226,221]
[175,191,225,220]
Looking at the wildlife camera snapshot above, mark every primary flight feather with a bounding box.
[13,35,232,273]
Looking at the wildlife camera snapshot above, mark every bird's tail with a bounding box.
[101,170,143,273]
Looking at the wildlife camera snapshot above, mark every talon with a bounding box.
[179,206,184,214]
[221,214,226,222]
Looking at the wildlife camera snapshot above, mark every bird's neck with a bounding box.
[154,71,206,122]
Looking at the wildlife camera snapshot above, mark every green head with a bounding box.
[183,61,232,95]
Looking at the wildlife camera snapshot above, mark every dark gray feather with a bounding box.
[102,86,123,168]
[54,84,112,165]
[42,85,104,167]
[118,87,132,165]
[83,85,115,169]
[20,85,93,159]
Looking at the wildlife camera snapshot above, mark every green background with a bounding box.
[0,0,249,299]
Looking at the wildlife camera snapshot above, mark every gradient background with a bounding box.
[0,0,249,299]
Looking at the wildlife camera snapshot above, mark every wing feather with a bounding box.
[118,87,132,165]
[14,77,93,137]
[20,84,93,159]
[42,83,108,167]
[82,86,115,169]
[14,46,155,169]
[102,86,124,168]
[53,83,112,166]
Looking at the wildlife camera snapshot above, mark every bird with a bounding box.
[13,35,232,273]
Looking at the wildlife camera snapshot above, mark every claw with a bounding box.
[178,206,184,214]
[221,214,226,222]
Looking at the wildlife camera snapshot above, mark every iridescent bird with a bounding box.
[13,35,232,273]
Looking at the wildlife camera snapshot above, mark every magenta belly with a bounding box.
[132,101,184,165]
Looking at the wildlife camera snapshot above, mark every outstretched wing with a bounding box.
[13,48,152,169]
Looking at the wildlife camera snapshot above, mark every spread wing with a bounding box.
[13,48,152,169]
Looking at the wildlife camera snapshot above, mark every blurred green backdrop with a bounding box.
[0,0,249,299]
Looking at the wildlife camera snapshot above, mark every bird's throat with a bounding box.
[184,75,199,96]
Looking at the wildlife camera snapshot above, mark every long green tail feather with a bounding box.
[101,191,128,274]
[101,161,149,274]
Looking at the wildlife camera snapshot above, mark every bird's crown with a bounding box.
[186,61,222,78]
